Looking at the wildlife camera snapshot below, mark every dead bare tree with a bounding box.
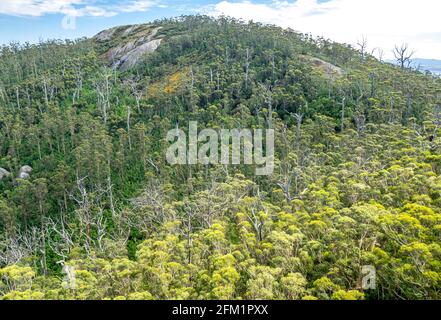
[242,193,270,242]
[340,97,346,132]
[393,43,415,69]
[373,47,385,62]
[95,208,107,251]
[388,94,396,124]
[70,175,92,253]
[259,83,274,129]
[0,225,50,269]
[46,218,74,260]
[72,63,83,104]
[245,48,251,89]
[0,81,7,105]
[129,182,171,234]
[354,87,366,137]
[290,112,304,150]
[126,76,144,114]
[276,161,296,202]
[182,202,195,264]
[357,36,368,61]
[108,209,132,246]
[432,103,440,149]
[0,234,30,266]
[96,68,113,125]
[123,78,143,151]
[41,75,49,107]
[189,66,196,110]
[354,111,366,138]
[69,175,110,253]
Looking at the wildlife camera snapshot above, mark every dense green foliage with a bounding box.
[0,16,440,300]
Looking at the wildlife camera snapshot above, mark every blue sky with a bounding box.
[0,1,203,44]
[1,0,440,59]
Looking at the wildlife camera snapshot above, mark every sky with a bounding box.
[1,0,440,59]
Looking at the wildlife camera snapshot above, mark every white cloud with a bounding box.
[0,0,80,16]
[118,0,158,12]
[207,0,441,59]
[0,0,159,18]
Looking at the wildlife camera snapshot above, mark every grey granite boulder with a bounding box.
[0,168,11,181]
[118,39,162,71]
[18,165,32,180]
[94,24,163,70]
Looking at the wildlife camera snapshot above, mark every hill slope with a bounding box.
[0,16,440,300]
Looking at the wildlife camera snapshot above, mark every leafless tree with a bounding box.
[69,175,111,253]
[182,202,195,264]
[0,81,7,104]
[0,235,30,266]
[290,112,304,150]
[216,69,220,91]
[15,86,20,110]
[46,218,74,260]
[242,193,270,242]
[125,76,144,114]
[147,157,161,175]
[276,161,297,202]
[70,175,92,253]
[357,36,368,61]
[373,47,385,62]
[72,63,83,104]
[393,43,415,69]
[259,83,274,129]
[245,48,251,89]
[129,182,170,234]
[353,87,366,137]
[96,68,113,124]
[354,111,366,138]
[123,77,144,151]
[42,75,50,107]
[340,97,346,132]
[95,208,107,251]
[0,227,49,274]
[106,163,116,217]
[432,103,440,149]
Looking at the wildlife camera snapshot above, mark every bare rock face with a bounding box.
[94,24,163,71]
[300,55,344,78]
[0,168,11,181]
[18,165,32,180]
[94,27,118,42]
[117,39,162,71]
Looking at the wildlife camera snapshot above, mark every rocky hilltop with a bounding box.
[94,24,163,71]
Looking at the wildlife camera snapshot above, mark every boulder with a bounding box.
[300,55,345,78]
[94,24,163,70]
[0,168,11,181]
[94,27,117,42]
[18,165,32,180]
[118,39,162,71]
